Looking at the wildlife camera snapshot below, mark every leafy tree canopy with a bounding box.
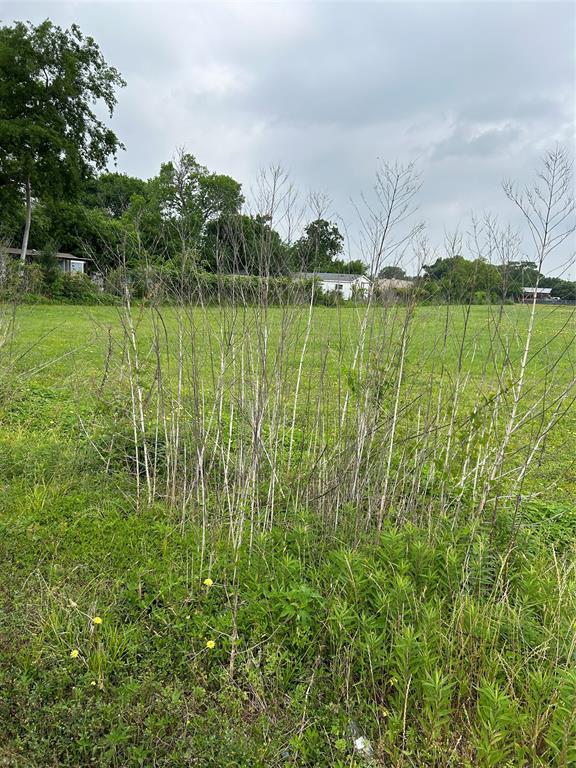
[422,256,501,302]
[379,265,408,280]
[539,276,576,300]
[81,173,147,219]
[293,218,345,271]
[0,18,125,256]
[330,258,366,275]
[202,213,289,275]
[498,261,543,296]
[149,151,244,246]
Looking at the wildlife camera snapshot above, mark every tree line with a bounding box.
[2,146,363,277]
[417,256,576,302]
[0,19,362,281]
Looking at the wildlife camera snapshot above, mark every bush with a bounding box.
[0,259,44,300]
[33,272,116,305]
[105,266,319,305]
[48,273,99,302]
[0,253,118,305]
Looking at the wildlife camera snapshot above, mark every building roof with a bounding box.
[522,286,552,294]
[293,272,371,283]
[2,247,91,261]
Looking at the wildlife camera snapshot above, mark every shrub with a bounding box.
[0,259,44,299]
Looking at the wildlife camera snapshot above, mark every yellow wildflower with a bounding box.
[70,649,79,659]
[203,578,213,587]
[92,616,103,625]
[206,639,216,649]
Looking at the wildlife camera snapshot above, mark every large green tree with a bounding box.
[30,199,128,266]
[540,276,576,300]
[292,218,345,271]
[379,265,408,280]
[0,183,22,242]
[81,172,147,219]
[202,213,289,275]
[422,256,501,302]
[0,19,125,261]
[150,151,244,253]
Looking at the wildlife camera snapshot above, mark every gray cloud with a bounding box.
[2,1,575,273]
[430,123,523,160]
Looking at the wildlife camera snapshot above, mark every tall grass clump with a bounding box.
[88,150,575,542]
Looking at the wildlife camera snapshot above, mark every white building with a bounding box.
[294,272,372,300]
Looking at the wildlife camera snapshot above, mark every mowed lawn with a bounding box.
[4,302,576,502]
[7,302,576,385]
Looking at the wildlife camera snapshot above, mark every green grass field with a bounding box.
[5,303,576,504]
[1,303,575,767]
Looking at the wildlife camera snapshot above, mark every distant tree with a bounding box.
[293,218,344,271]
[31,199,129,268]
[153,152,206,226]
[122,190,168,258]
[497,261,543,299]
[421,254,575,303]
[202,213,288,275]
[0,19,125,262]
[199,173,245,223]
[422,256,500,302]
[422,256,460,282]
[150,150,244,252]
[540,276,576,300]
[379,265,407,280]
[330,259,366,275]
[0,184,23,243]
[82,173,147,219]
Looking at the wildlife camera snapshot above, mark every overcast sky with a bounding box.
[4,1,576,274]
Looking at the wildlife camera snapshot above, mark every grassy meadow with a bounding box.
[1,301,576,767]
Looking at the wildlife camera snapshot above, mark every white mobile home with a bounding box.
[294,272,372,300]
